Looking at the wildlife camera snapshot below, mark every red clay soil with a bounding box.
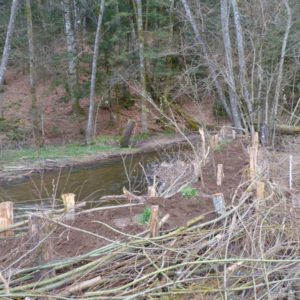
[0,139,248,270]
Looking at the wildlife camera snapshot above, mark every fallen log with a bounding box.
[272,124,300,135]
[172,102,300,136]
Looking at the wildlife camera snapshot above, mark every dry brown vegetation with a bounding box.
[0,131,299,299]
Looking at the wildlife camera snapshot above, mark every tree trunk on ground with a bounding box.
[180,0,233,123]
[220,0,242,130]
[135,0,148,133]
[25,0,43,147]
[62,0,83,115]
[86,0,105,145]
[230,0,253,128]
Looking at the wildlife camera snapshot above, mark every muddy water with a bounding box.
[0,152,161,209]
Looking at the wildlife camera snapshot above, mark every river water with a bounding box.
[0,152,160,209]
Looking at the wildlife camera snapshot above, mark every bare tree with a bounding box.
[220,0,242,129]
[86,0,105,145]
[180,0,233,124]
[270,0,292,142]
[0,0,18,89]
[230,0,253,128]
[25,0,43,147]
[135,0,148,133]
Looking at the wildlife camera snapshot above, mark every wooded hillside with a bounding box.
[0,0,299,147]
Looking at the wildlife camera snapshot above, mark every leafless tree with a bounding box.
[135,0,148,133]
[180,0,234,125]
[0,0,18,94]
[25,0,43,147]
[86,0,105,145]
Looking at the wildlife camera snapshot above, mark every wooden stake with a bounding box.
[0,202,13,237]
[217,164,224,186]
[147,186,157,198]
[256,181,265,201]
[256,181,265,210]
[210,134,219,150]
[61,193,75,221]
[232,130,236,139]
[289,155,293,190]
[252,131,259,148]
[149,205,159,237]
[212,193,226,215]
[249,147,257,179]
[199,128,206,161]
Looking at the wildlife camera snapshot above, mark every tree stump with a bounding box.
[0,202,13,237]
[28,215,54,280]
[61,193,76,221]
[120,119,135,148]
[147,186,157,198]
[212,193,226,215]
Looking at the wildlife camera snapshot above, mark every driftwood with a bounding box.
[123,187,146,203]
[100,195,128,202]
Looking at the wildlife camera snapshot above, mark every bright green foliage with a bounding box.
[139,207,152,225]
[181,186,198,199]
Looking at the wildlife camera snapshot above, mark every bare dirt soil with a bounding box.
[0,139,248,270]
[1,70,227,147]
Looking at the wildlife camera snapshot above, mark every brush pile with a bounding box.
[1,137,300,299]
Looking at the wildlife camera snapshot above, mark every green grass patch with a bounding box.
[0,137,123,168]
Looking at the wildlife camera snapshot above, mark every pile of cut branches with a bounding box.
[1,174,300,299]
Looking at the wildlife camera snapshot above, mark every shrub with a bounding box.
[139,207,152,224]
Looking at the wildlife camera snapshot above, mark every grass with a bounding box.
[0,136,124,168]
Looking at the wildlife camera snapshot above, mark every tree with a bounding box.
[220,0,242,129]
[61,0,82,115]
[180,0,233,123]
[0,0,18,90]
[86,0,105,145]
[135,0,148,133]
[230,0,253,128]
[25,0,43,147]
[270,0,292,143]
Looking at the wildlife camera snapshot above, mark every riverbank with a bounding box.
[0,138,247,267]
[0,133,198,184]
